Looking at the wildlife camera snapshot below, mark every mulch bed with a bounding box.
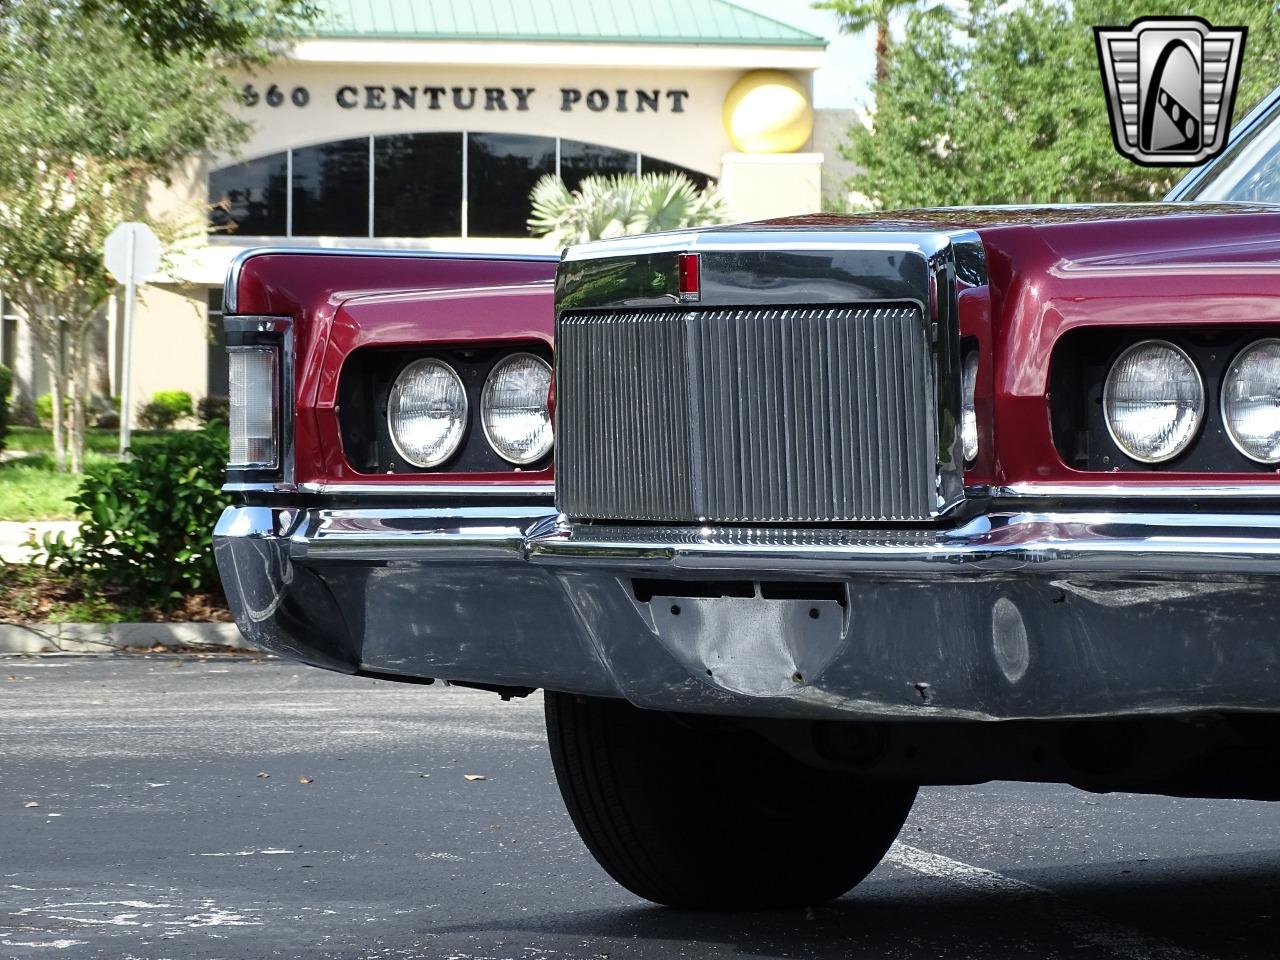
[0,566,232,624]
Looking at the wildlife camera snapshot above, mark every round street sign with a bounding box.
[103,222,161,284]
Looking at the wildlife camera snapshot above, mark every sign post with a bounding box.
[103,222,161,457]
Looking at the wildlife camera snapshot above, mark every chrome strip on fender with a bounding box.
[993,483,1280,499]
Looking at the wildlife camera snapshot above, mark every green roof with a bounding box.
[310,0,826,46]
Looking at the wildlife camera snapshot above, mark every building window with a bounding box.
[292,136,371,237]
[1,304,17,373]
[641,155,713,190]
[466,133,556,238]
[209,152,288,236]
[208,135,712,239]
[560,139,638,190]
[374,132,463,237]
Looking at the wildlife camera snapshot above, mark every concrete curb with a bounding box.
[0,621,253,655]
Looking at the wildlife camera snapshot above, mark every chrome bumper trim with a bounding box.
[295,506,558,560]
[529,512,1280,576]
[215,504,1280,722]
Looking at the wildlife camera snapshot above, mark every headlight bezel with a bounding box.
[386,356,470,469]
[1101,338,1206,465]
[480,352,554,466]
[337,342,555,476]
[221,314,292,484]
[1221,337,1280,465]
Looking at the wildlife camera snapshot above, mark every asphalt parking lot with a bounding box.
[1,656,1277,960]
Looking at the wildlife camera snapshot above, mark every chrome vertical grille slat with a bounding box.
[557,311,694,520]
[557,305,940,523]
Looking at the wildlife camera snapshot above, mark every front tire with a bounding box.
[544,692,916,909]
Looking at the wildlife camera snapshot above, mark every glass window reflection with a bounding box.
[207,136,712,239]
[641,155,713,190]
[292,137,370,237]
[467,133,555,237]
[560,140,637,191]
[208,152,287,235]
[374,133,463,236]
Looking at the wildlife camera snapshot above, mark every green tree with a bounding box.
[80,0,316,62]
[529,173,730,247]
[844,0,1280,209]
[0,0,313,472]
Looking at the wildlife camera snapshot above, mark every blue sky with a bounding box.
[727,0,873,108]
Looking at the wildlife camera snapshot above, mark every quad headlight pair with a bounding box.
[386,353,553,469]
[1104,338,1280,465]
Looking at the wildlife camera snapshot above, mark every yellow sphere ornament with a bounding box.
[722,70,814,154]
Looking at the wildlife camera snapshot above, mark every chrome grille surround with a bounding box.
[554,228,981,525]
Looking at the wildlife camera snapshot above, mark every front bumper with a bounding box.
[214,503,1280,721]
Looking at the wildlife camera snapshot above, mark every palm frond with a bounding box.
[528,171,729,246]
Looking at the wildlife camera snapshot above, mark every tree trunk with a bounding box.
[67,316,92,474]
[21,288,63,470]
[44,339,66,471]
[875,15,890,89]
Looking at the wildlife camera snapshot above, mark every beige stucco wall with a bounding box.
[126,285,209,413]
[719,152,823,222]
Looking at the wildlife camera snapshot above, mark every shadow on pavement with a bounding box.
[430,852,1280,959]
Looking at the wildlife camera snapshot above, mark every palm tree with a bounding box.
[528,172,728,247]
[815,0,942,88]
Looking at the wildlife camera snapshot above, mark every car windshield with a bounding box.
[1179,93,1280,202]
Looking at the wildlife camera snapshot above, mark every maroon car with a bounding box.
[215,89,1280,909]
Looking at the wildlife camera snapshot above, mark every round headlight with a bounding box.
[1103,340,1204,463]
[1222,338,1280,464]
[387,358,468,468]
[481,353,553,465]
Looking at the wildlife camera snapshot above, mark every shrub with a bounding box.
[137,389,194,430]
[42,427,230,610]
[0,363,11,454]
[197,394,230,424]
[35,392,56,425]
[91,395,121,430]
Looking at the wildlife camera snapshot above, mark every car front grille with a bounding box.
[556,305,947,524]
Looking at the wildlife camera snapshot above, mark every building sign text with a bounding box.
[241,84,690,114]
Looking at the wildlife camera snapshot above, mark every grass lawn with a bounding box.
[0,428,173,520]
[7,426,131,455]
